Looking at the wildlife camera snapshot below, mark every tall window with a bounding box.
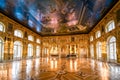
[13,41,23,59]
[0,22,5,32]
[14,30,23,38]
[90,44,94,58]
[96,31,101,38]
[36,46,40,57]
[96,42,102,59]
[28,44,33,57]
[107,36,117,61]
[36,39,40,44]
[28,35,34,41]
[106,20,115,33]
[90,36,93,42]
[0,38,4,61]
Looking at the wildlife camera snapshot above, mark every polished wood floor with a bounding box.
[0,58,120,80]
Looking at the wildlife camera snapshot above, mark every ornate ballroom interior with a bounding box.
[0,0,120,80]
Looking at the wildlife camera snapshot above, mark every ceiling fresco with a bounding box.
[0,0,118,36]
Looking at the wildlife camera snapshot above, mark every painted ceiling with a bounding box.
[0,0,118,36]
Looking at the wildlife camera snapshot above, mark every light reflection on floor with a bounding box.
[0,58,120,80]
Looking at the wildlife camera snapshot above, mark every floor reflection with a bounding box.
[0,58,120,80]
[69,59,78,72]
[35,58,40,71]
[0,65,8,80]
[12,62,21,79]
[26,60,32,74]
[50,58,58,70]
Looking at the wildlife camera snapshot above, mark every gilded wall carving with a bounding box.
[89,0,120,63]
[0,13,41,61]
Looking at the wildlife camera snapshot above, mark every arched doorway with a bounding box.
[28,44,33,58]
[0,38,4,61]
[107,36,117,62]
[96,42,102,60]
[36,46,40,57]
[13,41,23,60]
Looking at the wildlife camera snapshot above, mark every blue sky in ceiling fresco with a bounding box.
[0,0,118,35]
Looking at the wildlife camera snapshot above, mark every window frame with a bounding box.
[96,41,102,59]
[36,45,40,57]
[0,22,5,32]
[14,30,23,38]
[107,36,117,61]
[36,39,40,44]
[105,20,115,33]
[28,35,34,41]
[96,31,101,38]
[28,44,33,57]
[0,37,4,60]
[13,41,23,59]
[90,44,94,58]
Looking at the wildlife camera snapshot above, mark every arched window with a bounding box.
[36,39,40,44]
[0,38,4,61]
[90,44,94,58]
[14,30,23,38]
[0,22,5,32]
[36,46,40,57]
[107,36,117,62]
[106,20,115,33]
[96,31,101,38]
[28,35,34,41]
[96,42,102,59]
[90,36,93,42]
[28,44,33,58]
[13,41,23,60]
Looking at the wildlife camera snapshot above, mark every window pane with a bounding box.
[110,37,116,42]
[28,44,33,57]
[107,36,117,61]
[90,44,94,58]
[14,30,23,38]
[96,31,101,38]
[36,46,40,57]
[96,42,101,59]
[14,41,22,59]
[28,35,34,41]
[0,38,4,60]
[106,21,115,32]
[36,39,40,43]
[0,24,3,31]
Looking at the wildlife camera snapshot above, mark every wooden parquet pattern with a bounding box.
[0,58,120,80]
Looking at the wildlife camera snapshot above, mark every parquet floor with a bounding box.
[0,58,120,80]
